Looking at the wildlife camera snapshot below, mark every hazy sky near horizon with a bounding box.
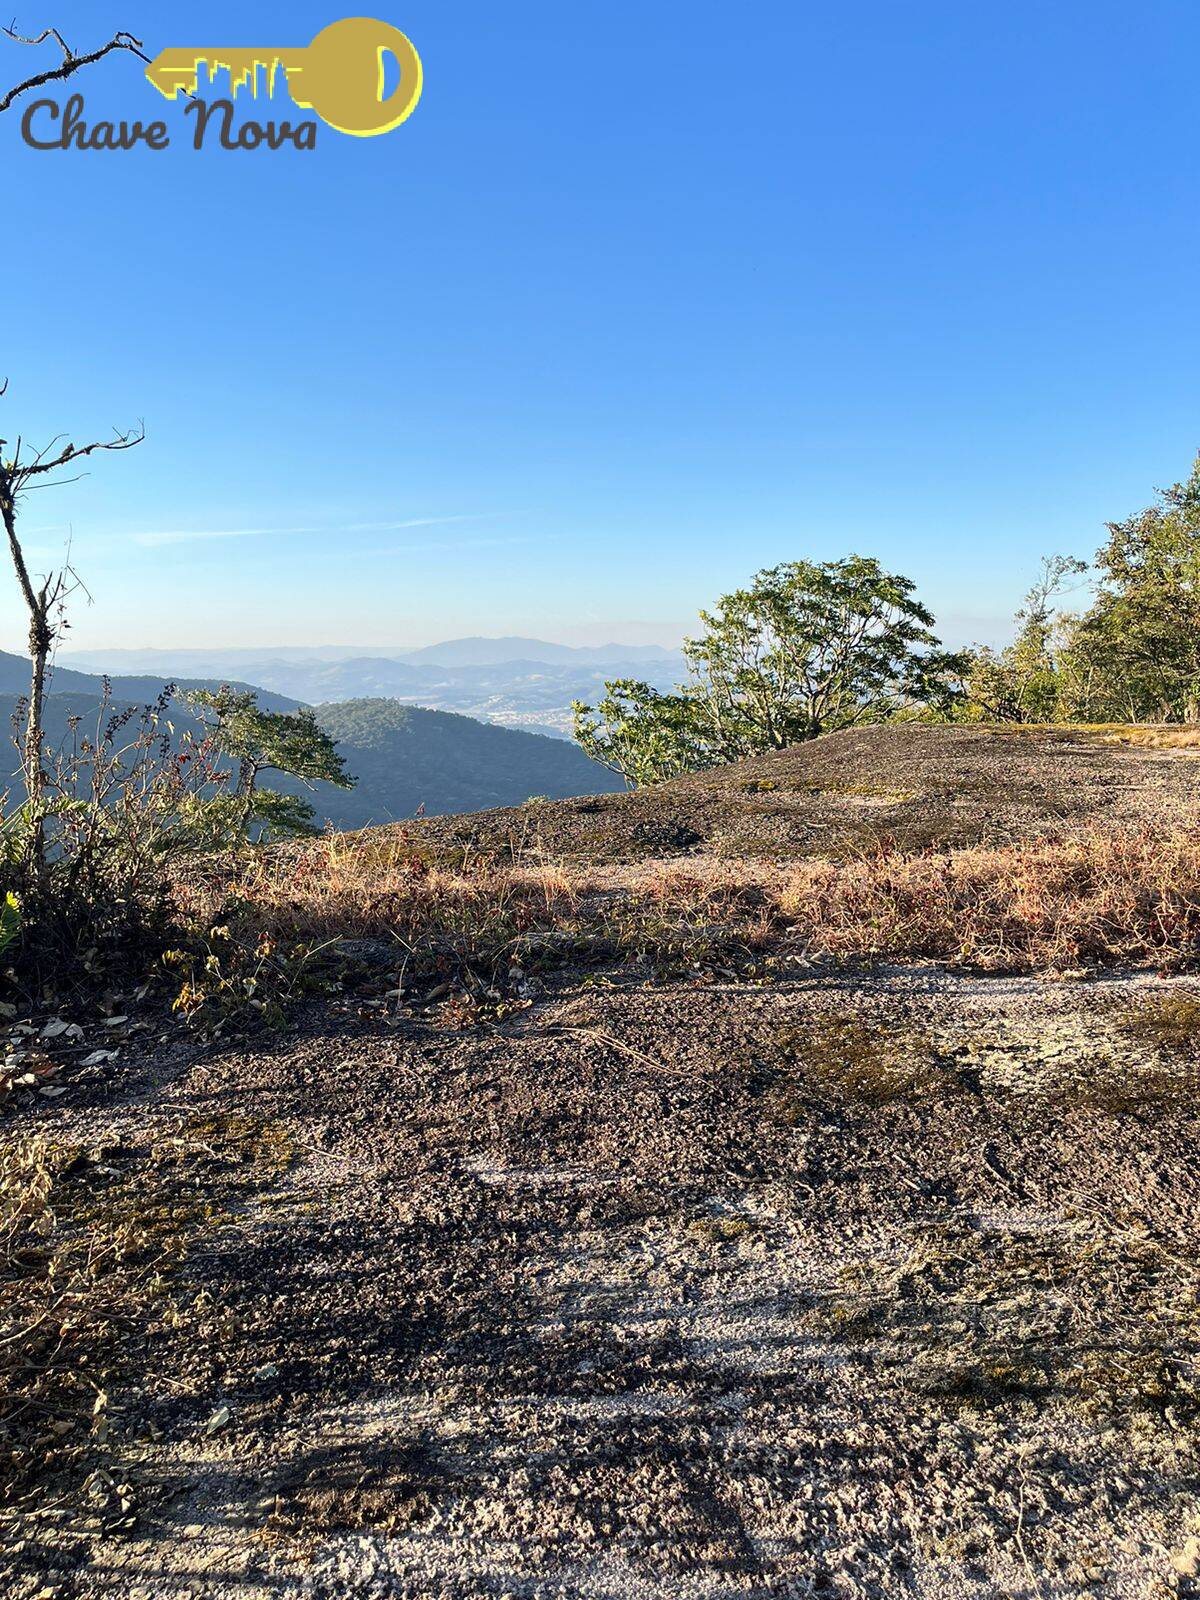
[3,0,1199,654]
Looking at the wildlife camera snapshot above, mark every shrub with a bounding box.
[0,683,358,999]
[0,688,232,989]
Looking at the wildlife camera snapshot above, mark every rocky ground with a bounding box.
[410,723,1200,863]
[4,727,1200,1598]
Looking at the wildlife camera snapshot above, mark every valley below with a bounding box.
[59,639,690,744]
[0,639,634,831]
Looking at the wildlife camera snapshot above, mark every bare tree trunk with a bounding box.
[0,388,143,883]
[237,756,260,835]
[24,606,53,870]
[0,491,52,871]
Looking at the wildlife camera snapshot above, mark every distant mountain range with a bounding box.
[62,636,679,672]
[59,637,689,739]
[0,650,626,828]
[0,650,300,714]
[397,637,678,667]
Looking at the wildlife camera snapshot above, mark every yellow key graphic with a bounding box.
[145,17,423,137]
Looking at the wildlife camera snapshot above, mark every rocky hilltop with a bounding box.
[5,725,1200,1599]
[411,721,1199,861]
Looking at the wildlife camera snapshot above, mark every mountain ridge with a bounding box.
[54,641,689,739]
[0,650,302,714]
[60,636,680,674]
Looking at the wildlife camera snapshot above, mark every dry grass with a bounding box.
[980,721,1200,748]
[185,822,1200,988]
[1102,727,1200,751]
[188,837,777,992]
[213,832,581,949]
[610,828,1200,973]
[778,826,1200,972]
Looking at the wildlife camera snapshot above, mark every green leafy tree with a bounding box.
[960,556,1086,723]
[954,451,1200,727]
[575,556,963,785]
[186,688,354,838]
[1071,452,1200,723]
[686,557,960,749]
[573,679,715,787]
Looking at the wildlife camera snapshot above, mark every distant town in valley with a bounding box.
[58,637,687,742]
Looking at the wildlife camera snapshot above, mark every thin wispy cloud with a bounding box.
[133,526,312,548]
[131,514,505,549]
[360,534,531,558]
[344,515,503,533]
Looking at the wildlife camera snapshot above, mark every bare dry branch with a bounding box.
[5,21,73,56]
[15,423,145,483]
[0,22,149,114]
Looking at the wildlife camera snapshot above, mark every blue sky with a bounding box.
[2,0,1198,652]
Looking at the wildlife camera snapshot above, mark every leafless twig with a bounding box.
[0,19,150,113]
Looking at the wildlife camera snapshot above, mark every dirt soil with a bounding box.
[5,727,1200,1599]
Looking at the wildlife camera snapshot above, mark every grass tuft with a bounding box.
[1116,990,1200,1052]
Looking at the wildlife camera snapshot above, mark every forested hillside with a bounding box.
[308,698,623,827]
[0,688,623,829]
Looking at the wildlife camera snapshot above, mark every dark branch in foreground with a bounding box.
[0,21,149,113]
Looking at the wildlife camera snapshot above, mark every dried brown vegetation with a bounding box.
[194,820,1200,990]
[777,825,1200,972]
[0,1137,169,1523]
[1102,726,1200,750]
